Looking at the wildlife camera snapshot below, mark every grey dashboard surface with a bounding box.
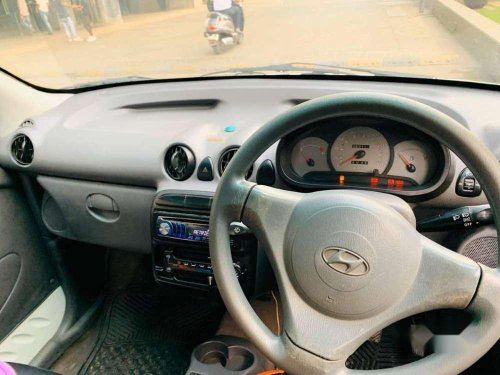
[0,78,499,251]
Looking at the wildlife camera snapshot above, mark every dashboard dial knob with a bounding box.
[159,221,172,236]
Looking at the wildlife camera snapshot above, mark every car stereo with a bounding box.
[152,191,257,292]
[156,217,210,243]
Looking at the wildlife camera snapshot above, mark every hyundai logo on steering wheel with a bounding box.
[321,247,370,276]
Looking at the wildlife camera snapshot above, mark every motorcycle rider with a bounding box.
[207,0,244,33]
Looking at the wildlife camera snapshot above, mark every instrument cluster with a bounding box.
[278,116,451,198]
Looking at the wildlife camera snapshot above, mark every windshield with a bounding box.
[1,0,499,89]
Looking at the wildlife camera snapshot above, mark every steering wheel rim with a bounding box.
[209,92,500,375]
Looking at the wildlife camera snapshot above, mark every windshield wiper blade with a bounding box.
[65,76,152,89]
[202,62,385,77]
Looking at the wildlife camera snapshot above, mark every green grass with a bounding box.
[478,7,500,24]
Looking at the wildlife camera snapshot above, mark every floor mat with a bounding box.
[346,326,420,370]
[78,287,224,375]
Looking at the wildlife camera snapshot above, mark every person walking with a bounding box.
[72,0,96,42]
[36,0,54,34]
[17,0,35,33]
[51,0,81,41]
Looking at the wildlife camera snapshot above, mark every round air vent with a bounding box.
[164,144,196,181]
[218,147,253,178]
[11,134,34,166]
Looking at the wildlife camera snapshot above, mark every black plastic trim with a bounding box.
[2,66,500,95]
[217,145,254,179]
[121,99,219,110]
[164,143,196,181]
[31,294,104,368]
[10,133,34,167]
[256,159,276,186]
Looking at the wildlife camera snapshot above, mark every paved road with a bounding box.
[0,0,490,88]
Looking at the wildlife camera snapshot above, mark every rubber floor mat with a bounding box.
[346,328,420,370]
[79,288,224,375]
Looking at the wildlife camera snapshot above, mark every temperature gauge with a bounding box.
[388,140,436,185]
[290,137,329,176]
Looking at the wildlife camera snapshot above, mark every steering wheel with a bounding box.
[209,93,500,375]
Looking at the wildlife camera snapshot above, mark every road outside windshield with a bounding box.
[0,0,499,88]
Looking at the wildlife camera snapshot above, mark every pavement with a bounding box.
[0,0,492,88]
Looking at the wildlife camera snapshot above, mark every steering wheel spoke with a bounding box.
[410,235,481,312]
[242,185,302,263]
[346,267,500,375]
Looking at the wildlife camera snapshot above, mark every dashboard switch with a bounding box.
[256,159,276,186]
[197,157,214,181]
[456,168,482,197]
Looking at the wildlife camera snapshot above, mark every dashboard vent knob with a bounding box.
[11,134,34,166]
[164,144,196,181]
[218,146,253,178]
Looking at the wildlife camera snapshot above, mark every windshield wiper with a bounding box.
[65,76,152,89]
[201,62,387,77]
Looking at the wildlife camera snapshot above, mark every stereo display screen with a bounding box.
[157,217,210,242]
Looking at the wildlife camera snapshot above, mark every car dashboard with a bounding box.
[0,77,498,289]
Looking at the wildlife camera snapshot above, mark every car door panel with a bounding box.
[0,168,57,341]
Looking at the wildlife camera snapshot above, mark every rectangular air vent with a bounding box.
[289,99,310,105]
[121,99,219,111]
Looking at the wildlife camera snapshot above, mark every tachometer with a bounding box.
[388,140,436,185]
[290,137,329,176]
[331,127,390,173]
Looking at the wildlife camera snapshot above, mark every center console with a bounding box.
[152,191,257,293]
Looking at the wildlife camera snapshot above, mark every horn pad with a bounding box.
[286,193,422,319]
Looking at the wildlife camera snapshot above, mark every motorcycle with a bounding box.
[204,10,243,54]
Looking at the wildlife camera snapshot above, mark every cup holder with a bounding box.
[225,347,254,371]
[195,342,228,367]
[193,340,255,373]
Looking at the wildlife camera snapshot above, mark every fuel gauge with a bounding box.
[388,140,436,185]
[290,137,330,176]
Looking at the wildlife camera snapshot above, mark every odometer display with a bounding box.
[331,127,390,173]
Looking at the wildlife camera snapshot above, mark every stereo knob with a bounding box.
[159,221,172,236]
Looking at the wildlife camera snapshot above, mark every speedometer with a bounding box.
[331,127,390,173]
